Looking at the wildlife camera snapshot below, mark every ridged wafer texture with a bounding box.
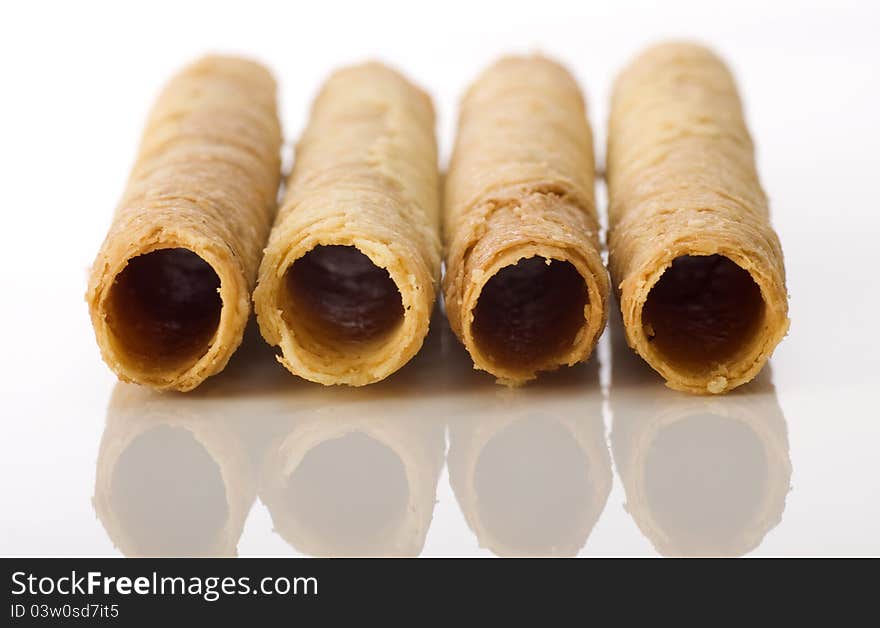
[443,56,609,385]
[607,42,789,394]
[254,63,440,385]
[87,56,282,391]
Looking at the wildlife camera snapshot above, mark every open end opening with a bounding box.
[285,432,409,554]
[474,418,593,555]
[642,255,765,371]
[110,426,229,556]
[106,248,222,371]
[645,415,768,552]
[471,257,588,371]
[283,245,404,352]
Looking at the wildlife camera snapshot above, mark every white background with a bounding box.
[1,0,878,556]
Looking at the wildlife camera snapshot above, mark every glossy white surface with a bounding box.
[1,0,879,556]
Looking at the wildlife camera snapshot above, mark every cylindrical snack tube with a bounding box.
[443,56,609,385]
[94,384,257,557]
[254,63,440,386]
[606,43,790,394]
[87,56,282,391]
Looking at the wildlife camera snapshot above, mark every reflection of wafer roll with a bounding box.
[254,63,440,385]
[448,372,610,556]
[87,56,282,391]
[607,43,789,394]
[260,400,445,556]
[94,384,256,557]
[443,56,609,385]
[610,323,791,556]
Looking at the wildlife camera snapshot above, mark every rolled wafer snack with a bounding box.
[87,56,282,391]
[444,56,609,385]
[607,43,789,394]
[254,63,440,385]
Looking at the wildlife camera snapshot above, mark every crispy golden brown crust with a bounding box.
[87,56,282,391]
[254,63,440,385]
[443,56,609,384]
[607,43,790,394]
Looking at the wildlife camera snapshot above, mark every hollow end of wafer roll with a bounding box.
[608,42,789,394]
[88,55,281,391]
[620,248,789,395]
[458,241,606,386]
[89,237,250,392]
[254,62,439,386]
[443,55,608,385]
[255,238,434,386]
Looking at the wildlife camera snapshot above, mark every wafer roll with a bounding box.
[607,43,789,394]
[444,56,609,385]
[254,63,440,385]
[87,56,282,391]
